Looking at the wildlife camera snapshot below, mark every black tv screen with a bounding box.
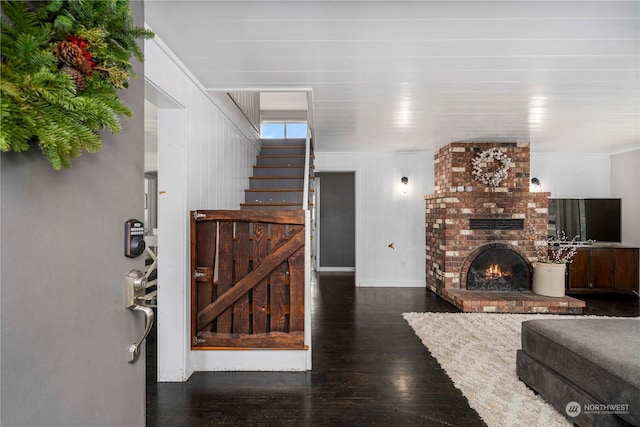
[548,198,621,242]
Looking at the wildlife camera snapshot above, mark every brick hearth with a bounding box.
[444,290,585,314]
[425,141,584,314]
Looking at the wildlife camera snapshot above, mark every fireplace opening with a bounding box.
[466,247,531,291]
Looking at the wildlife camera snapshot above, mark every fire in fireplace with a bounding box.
[485,263,505,279]
[466,245,531,291]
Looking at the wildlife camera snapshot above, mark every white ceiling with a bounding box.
[260,91,308,111]
[144,1,639,154]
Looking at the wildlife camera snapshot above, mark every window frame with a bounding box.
[261,121,308,139]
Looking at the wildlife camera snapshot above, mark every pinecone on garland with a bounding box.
[55,40,93,90]
[60,64,86,91]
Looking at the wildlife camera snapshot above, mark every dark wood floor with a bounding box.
[146,274,639,426]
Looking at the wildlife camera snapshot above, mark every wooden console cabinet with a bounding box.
[567,246,639,293]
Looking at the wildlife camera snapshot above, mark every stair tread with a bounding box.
[261,138,306,142]
[260,145,306,149]
[250,176,307,179]
[257,155,314,158]
[245,188,309,192]
[254,165,309,168]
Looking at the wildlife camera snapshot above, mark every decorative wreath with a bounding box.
[1,1,154,170]
[471,148,512,187]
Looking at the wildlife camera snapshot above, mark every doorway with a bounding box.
[143,80,187,381]
[316,172,355,272]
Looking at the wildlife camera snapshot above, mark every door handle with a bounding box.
[125,269,154,364]
[128,305,154,364]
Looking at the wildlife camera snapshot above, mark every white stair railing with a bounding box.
[302,126,312,211]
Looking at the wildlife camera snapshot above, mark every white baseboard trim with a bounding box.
[356,280,426,288]
[317,267,355,272]
[191,349,311,372]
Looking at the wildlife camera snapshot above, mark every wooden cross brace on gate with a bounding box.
[196,229,305,331]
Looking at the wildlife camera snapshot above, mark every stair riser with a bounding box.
[253,167,305,177]
[261,138,306,147]
[246,192,303,204]
[249,178,305,189]
[256,156,307,166]
[260,147,306,156]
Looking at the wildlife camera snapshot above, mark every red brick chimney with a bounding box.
[425,142,550,295]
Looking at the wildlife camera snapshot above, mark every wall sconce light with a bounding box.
[401,176,409,194]
[531,177,541,192]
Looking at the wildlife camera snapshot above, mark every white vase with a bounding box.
[532,263,566,297]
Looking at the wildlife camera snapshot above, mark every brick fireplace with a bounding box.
[425,141,585,314]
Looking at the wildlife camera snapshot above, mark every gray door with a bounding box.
[317,172,356,270]
[0,4,147,425]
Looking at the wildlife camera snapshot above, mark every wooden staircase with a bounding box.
[241,138,314,210]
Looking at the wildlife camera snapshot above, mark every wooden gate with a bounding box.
[190,210,305,349]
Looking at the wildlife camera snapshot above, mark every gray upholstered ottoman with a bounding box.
[516,319,640,427]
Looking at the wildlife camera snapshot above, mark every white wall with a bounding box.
[531,150,640,244]
[228,91,260,131]
[530,153,611,198]
[611,148,640,246]
[315,150,634,288]
[315,151,433,287]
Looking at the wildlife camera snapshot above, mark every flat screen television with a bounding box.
[548,198,621,242]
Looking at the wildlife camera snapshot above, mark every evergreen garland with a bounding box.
[1,0,154,169]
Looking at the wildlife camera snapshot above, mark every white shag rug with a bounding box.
[403,312,581,427]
